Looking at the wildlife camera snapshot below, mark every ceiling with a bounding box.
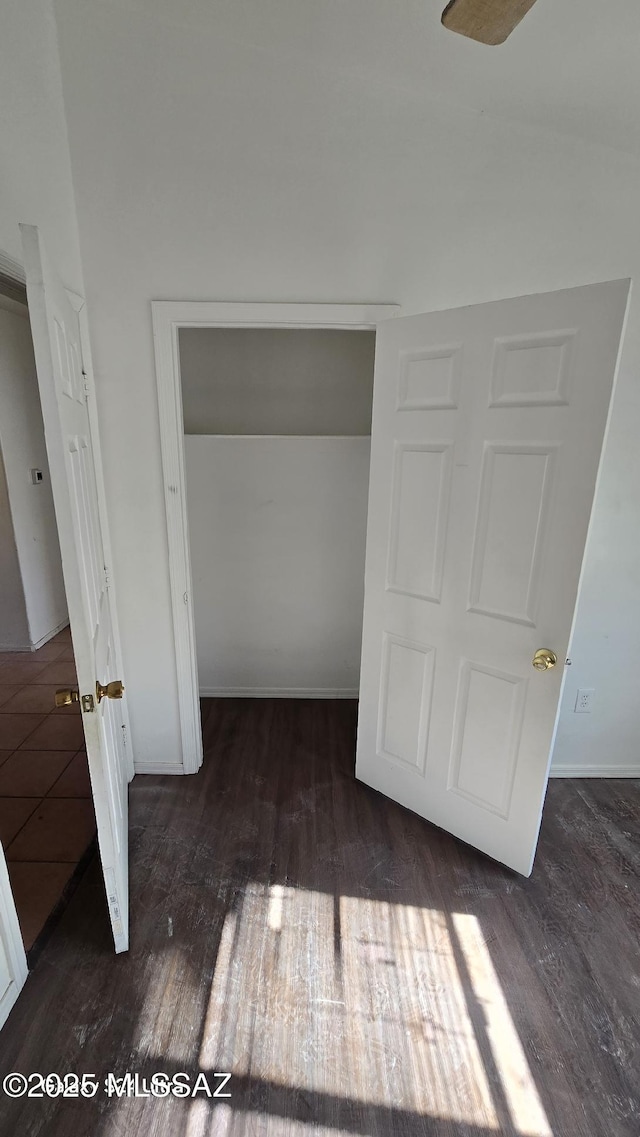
[62,0,640,157]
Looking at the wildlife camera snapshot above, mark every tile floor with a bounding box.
[0,626,96,951]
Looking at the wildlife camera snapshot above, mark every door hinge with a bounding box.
[82,368,91,396]
[104,564,111,589]
[81,693,95,713]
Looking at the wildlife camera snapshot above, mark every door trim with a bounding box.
[152,301,399,774]
[67,289,134,781]
[0,847,28,1031]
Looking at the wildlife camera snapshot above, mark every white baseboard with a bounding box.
[31,619,70,650]
[133,762,187,776]
[135,757,640,780]
[550,765,640,778]
[199,687,359,699]
[0,620,70,654]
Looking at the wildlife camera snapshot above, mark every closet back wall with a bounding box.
[181,328,375,696]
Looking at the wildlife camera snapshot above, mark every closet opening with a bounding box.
[178,327,375,709]
[153,301,397,774]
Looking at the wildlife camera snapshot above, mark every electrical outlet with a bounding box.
[574,688,594,713]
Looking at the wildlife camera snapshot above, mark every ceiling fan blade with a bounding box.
[441,0,538,45]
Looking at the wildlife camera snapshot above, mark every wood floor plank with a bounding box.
[0,698,638,1136]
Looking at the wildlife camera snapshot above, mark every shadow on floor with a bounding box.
[0,698,638,1137]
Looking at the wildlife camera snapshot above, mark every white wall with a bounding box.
[182,330,373,696]
[180,328,375,435]
[0,2,82,650]
[186,436,369,695]
[53,0,640,774]
[0,3,82,291]
[0,301,68,647]
[0,449,30,651]
[0,0,80,656]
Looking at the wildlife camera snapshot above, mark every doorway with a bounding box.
[152,302,397,773]
[0,277,96,956]
[153,287,629,877]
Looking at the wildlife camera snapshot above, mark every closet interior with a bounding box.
[179,327,376,699]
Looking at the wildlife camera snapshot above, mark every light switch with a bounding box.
[30,468,43,484]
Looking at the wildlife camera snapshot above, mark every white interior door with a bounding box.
[21,225,131,952]
[0,850,28,1029]
[356,281,629,875]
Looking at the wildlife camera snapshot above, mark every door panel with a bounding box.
[21,225,130,951]
[0,850,27,1030]
[378,633,436,773]
[356,281,629,875]
[448,660,526,818]
[387,442,453,601]
[468,443,557,625]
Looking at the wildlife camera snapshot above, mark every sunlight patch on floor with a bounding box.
[187,881,554,1134]
[186,1099,234,1137]
[338,894,498,1124]
[131,944,212,1064]
[188,1105,352,1137]
[452,912,553,1137]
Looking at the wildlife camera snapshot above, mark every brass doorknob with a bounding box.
[532,648,557,672]
[96,679,125,703]
[55,688,79,707]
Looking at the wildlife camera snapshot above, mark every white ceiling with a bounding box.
[72,0,640,156]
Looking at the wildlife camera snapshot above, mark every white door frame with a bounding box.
[152,301,399,775]
[0,248,132,779]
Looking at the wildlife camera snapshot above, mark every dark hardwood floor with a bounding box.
[0,698,638,1136]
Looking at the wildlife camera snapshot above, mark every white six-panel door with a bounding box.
[21,225,131,952]
[356,281,629,875]
[0,852,28,1030]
